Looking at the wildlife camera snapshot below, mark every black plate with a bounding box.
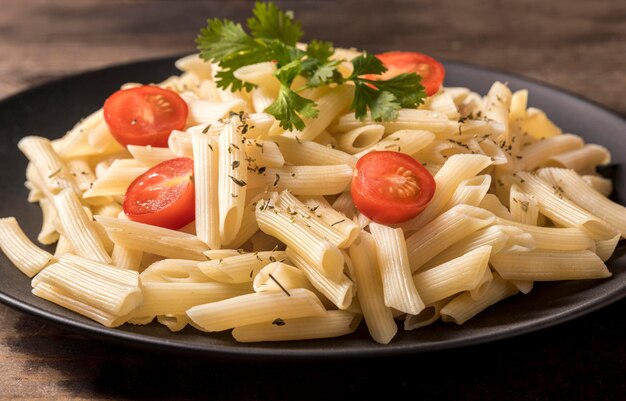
[0,56,624,359]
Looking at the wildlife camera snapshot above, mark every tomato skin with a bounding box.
[351,151,435,225]
[103,85,188,148]
[373,51,445,96]
[123,157,195,230]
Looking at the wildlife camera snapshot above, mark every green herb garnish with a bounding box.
[196,1,426,131]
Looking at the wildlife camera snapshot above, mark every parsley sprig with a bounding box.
[196,1,426,131]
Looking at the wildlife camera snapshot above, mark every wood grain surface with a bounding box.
[0,1,624,400]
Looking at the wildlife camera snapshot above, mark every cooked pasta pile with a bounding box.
[1,51,624,344]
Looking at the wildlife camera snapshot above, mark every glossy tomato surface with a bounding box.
[103,85,188,147]
[375,51,445,96]
[123,157,195,230]
[351,151,436,224]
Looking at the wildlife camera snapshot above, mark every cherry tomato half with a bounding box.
[351,151,436,224]
[123,157,195,230]
[373,51,445,96]
[103,85,188,148]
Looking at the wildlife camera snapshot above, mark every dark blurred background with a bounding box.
[0,1,624,400]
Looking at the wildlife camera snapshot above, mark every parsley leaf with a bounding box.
[265,85,319,131]
[196,18,257,61]
[370,73,426,108]
[349,52,388,77]
[349,53,426,121]
[247,1,303,46]
[370,91,401,121]
[306,40,334,61]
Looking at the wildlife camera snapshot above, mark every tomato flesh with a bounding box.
[103,85,188,148]
[123,157,195,230]
[373,51,445,96]
[351,151,435,224]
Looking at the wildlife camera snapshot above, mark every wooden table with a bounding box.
[1,1,624,399]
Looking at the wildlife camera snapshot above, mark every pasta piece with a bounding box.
[424,225,512,268]
[186,113,276,139]
[186,288,326,332]
[509,89,528,123]
[402,154,492,231]
[175,53,212,80]
[537,167,626,238]
[18,136,79,195]
[404,298,449,331]
[253,261,319,295]
[233,61,279,89]
[516,107,562,140]
[479,193,513,219]
[519,134,583,171]
[134,282,252,316]
[111,244,143,271]
[192,131,220,249]
[83,159,147,198]
[95,215,208,260]
[198,250,288,284]
[581,174,613,197]
[369,223,424,315]
[32,254,142,327]
[545,144,610,173]
[491,249,611,281]
[285,248,354,310]
[466,137,509,166]
[440,272,519,325]
[232,310,360,342]
[156,315,189,332]
[289,85,355,141]
[0,217,54,277]
[218,116,248,244]
[509,183,539,225]
[353,130,435,159]
[331,109,457,137]
[53,109,104,159]
[595,233,622,262]
[54,189,111,264]
[311,130,338,148]
[221,195,262,249]
[424,92,460,120]
[250,86,276,113]
[493,218,593,252]
[515,171,618,240]
[87,120,127,154]
[334,125,385,154]
[127,145,176,167]
[270,135,357,167]
[277,191,357,248]
[510,280,534,294]
[66,158,97,192]
[53,235,73,258]
[300,196,360,248]
[414,139,471,166]
[349,232,397,344]
[140,258,212,283]
[405,204,495,273]
[483,81,512,143]
[443,174,492,210]
[249,164,353,196]
[185,97,247,125]
[37,197,60,245]
[255,196,344,281]
[412,245,492,305]
[330,191,358,221]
